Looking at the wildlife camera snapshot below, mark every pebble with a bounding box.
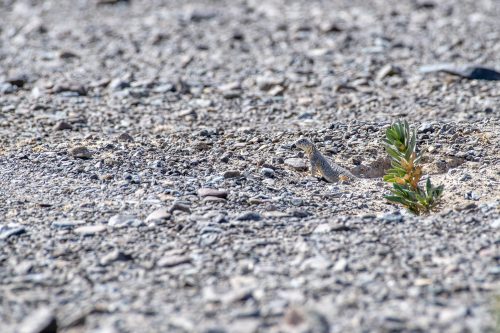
[313,223,331,234]
[100,250,133,266]
[376,64,402,81]
[18,307,57,333]
[74,225,106,236]
[465,191,480,201]
[69,146,92,159]
[380,213,404,223]
[117,132,134,142]
[261,167,275,178]
[223,170,241,179]
[0,82,17,94]
[109,78,130,90]
[108,214,142,228]
[52,121,73,131]
[157,255,192,268]
[169,201,191,214]
[236,212,262,221]
[284,158,307,171]
[197,188,229,199]
[203,196,227,203]
[145,208,171,224]
[51,220,85,229]
[0,224,26,240]
[491,219,500,229]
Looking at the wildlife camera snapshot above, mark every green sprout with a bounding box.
[383,120,444,215]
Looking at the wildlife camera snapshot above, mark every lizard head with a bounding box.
[294,137,315,154]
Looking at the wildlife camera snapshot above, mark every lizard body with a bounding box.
[294,138,356,182]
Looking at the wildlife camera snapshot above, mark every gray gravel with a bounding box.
[1,0,499,332]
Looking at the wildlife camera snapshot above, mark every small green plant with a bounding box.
[383,120,444,215]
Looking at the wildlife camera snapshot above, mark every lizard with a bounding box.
[294,137,357,183]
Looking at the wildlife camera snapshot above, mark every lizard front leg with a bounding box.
[310,159,318,177]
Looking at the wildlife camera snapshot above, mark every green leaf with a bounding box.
[384,195,407,205]
[386,146,402,161]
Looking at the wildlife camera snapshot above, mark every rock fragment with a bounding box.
[285,158,307,171]
[197,188,228,199]
[69,146,92,159]
[18,307,57,333]
[74,225,106,235]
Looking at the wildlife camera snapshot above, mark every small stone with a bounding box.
[291,210,310,218]
[108,214,142,228]
[169,201,191,214]
[333,258,348,272]
[459,173,472,181]
[268,85,285,96]
[0,82,16,94]
[100,250,133,266]
[97,0,129,4]
[313,223,331,234]
[117,132,134,142]
[221,287,254,304]
[236,212,262,221]
[74,225,106,236]
[376,64,402,81]
[491,219,500,229]
[197,188,228,199]
[203,196,227,203]
[222,90,241,99]
[157,255,191,268]
[223,170,241,179]
[18,307,57,333]
[261,167,275,178]
[51,220,85,229]
[256,76,284,91]
[53,121,73,131]
[59,50,79,59]
[418,122,434,133]
[284,158,307,171]
[6,74,29,87]
[220,153,232,163]
[69,146,92,159]
[0,224,26,240]
[381,213,404,223]
[465,191,480,201]
[145,208,171,224]
[109,78,130,90]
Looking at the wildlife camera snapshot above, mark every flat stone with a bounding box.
[0,224,26,240]
[18,307,57,333]
[108,214,142,228]
[74,225,106,236]
[197,188,228,199]
[145,208,170,223]
[223,170,241,178]
[100,250,133,266]
[236,212,262,221]
[203,196,227,203]
[313,223,331,234]
[169,201,191,214]
[53,121,73,131]
[157,255,192,268]
[117,132,134,142]
[261,167,275,178]
[51,220,85,229]
[69,146,92,159]
[376,64,402,81]
[284,158,307,171]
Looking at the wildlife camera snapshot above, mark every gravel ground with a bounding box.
[1,0,499,332]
